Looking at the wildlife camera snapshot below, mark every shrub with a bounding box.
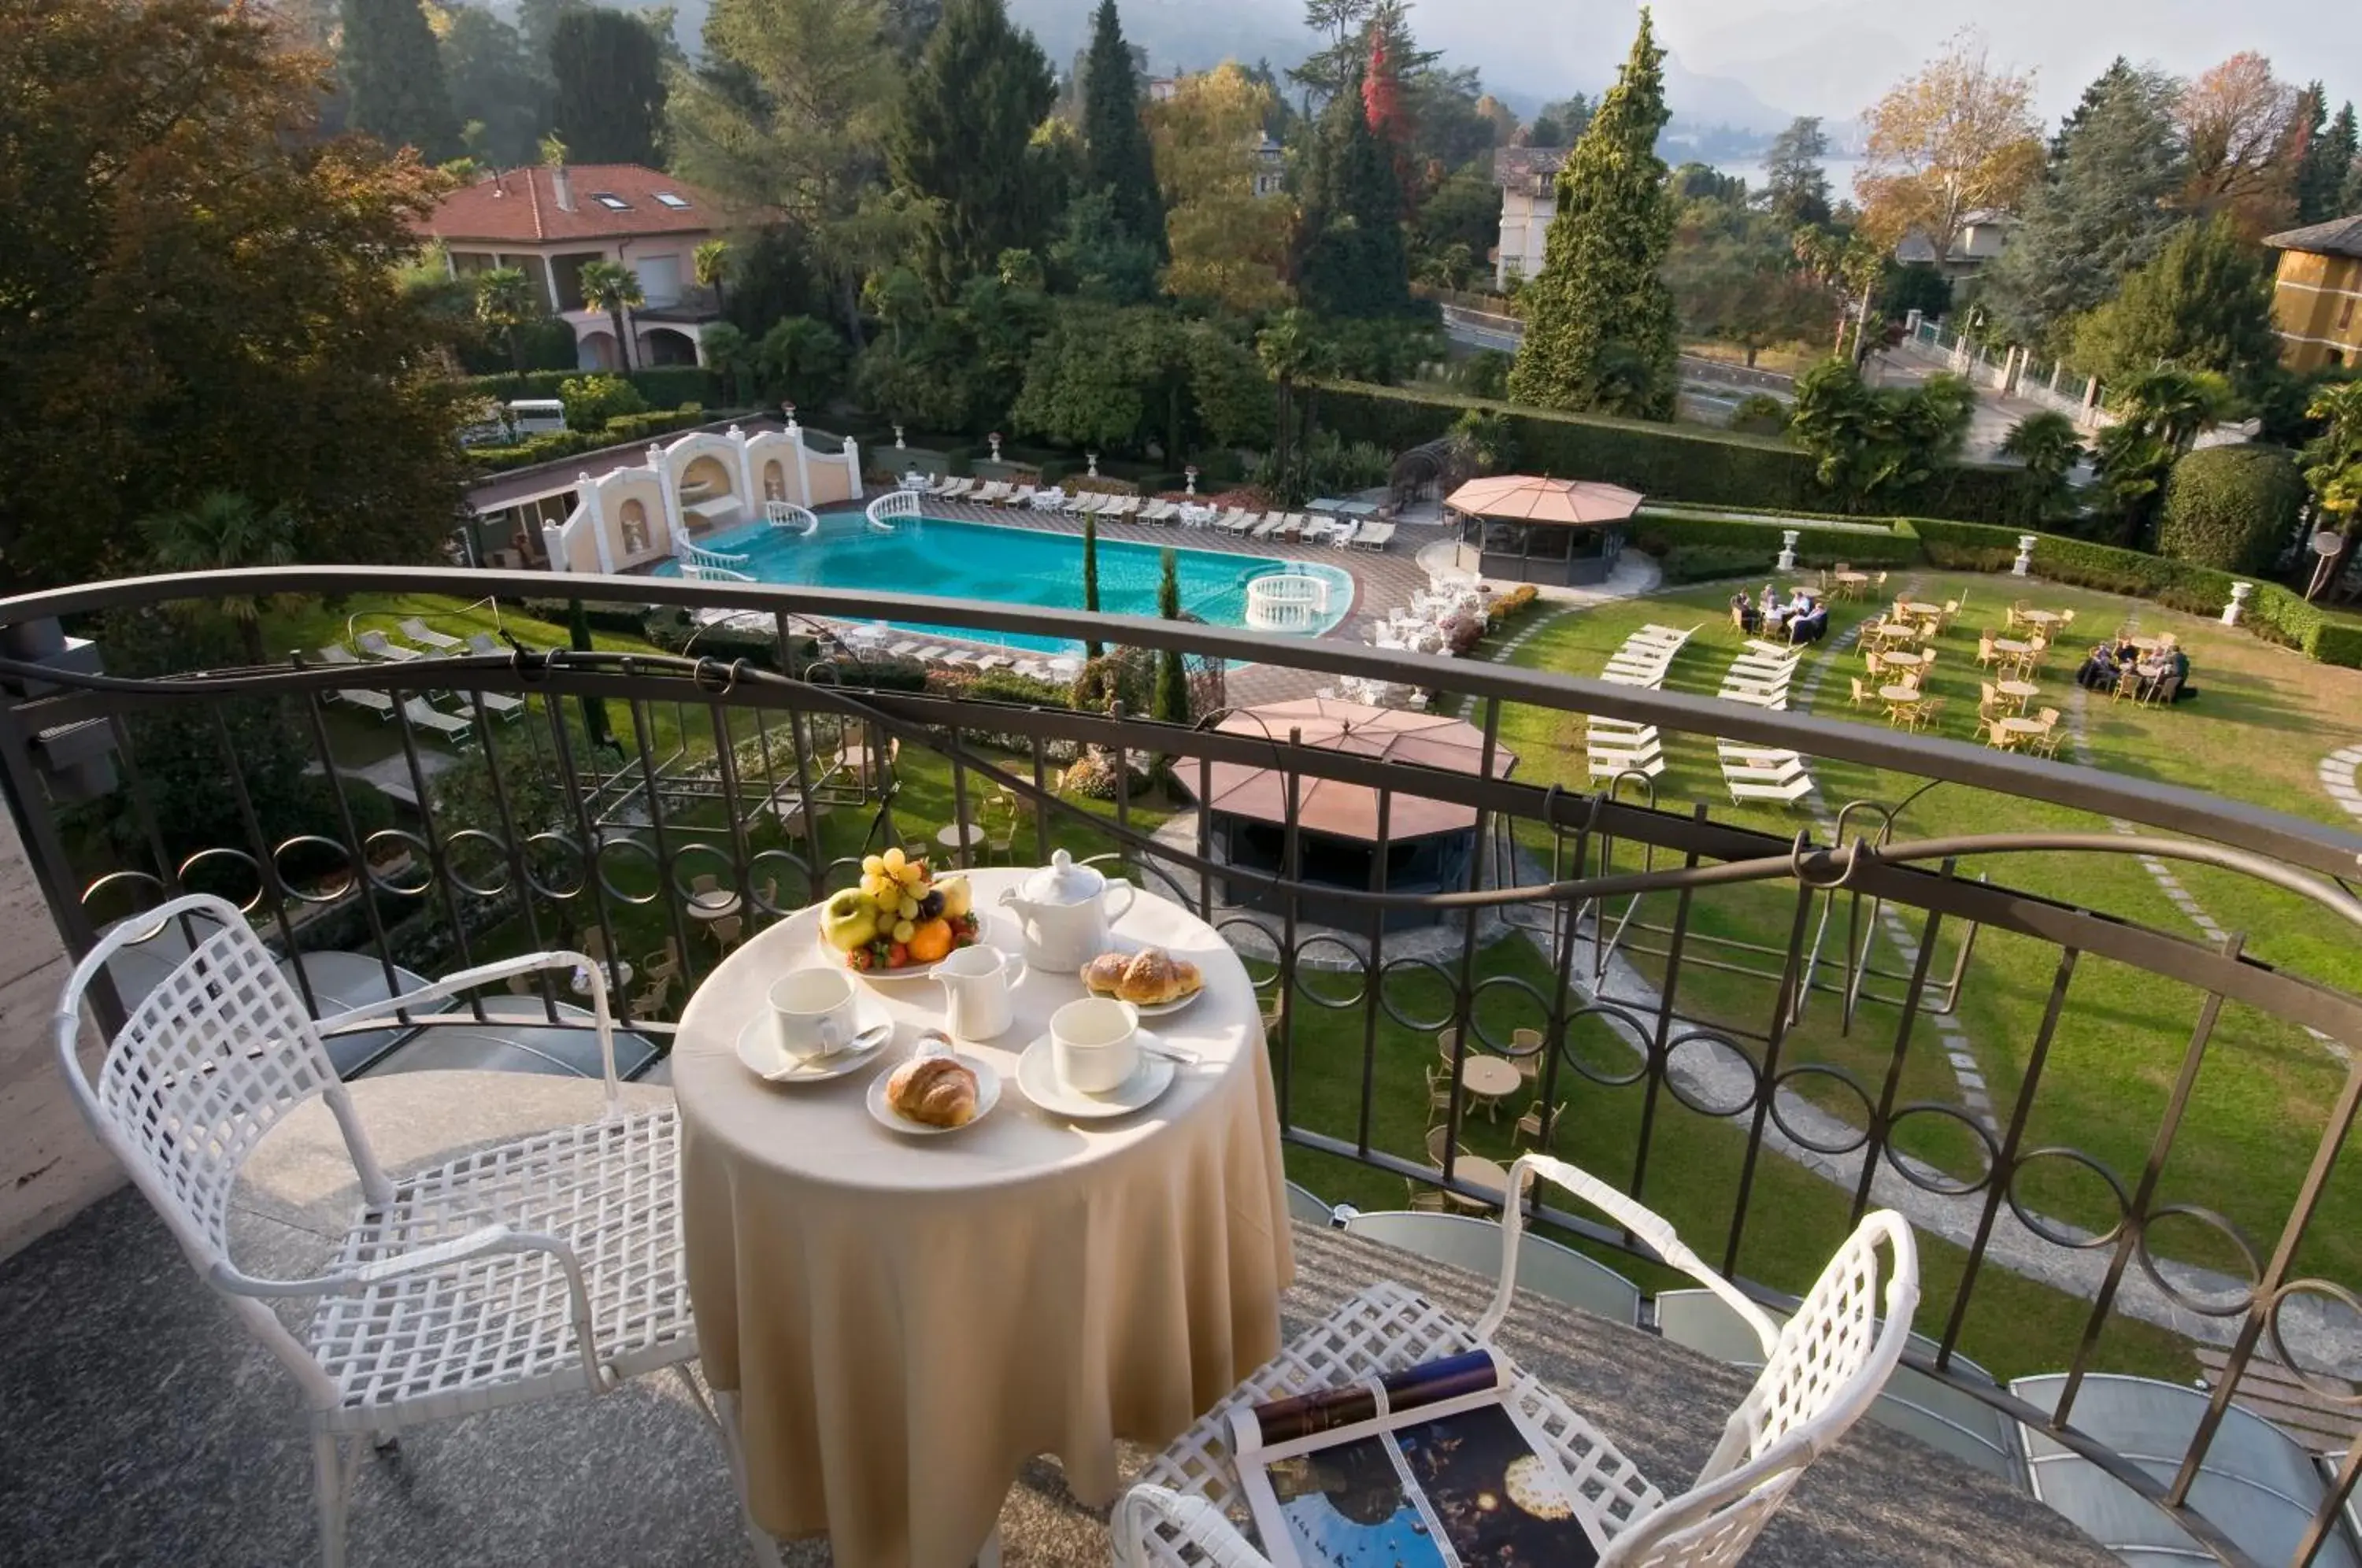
[1727,393,1790,438]
[468,405,714,473]
[1627,513,1919,570]
[461,366,719,409]
[2156,445,2308,574]
[1485,583,1542,630]
[557,373,648,431]
[1659,544,1782,583]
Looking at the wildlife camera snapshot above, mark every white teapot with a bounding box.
[999,850,1135,971]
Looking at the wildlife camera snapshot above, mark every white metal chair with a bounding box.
[1113,1152,1918,1568]
[53,893,727,1568]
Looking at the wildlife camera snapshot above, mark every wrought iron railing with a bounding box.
[6,565,2362,1566]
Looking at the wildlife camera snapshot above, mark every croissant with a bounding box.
[1084,947,1201,1006]
[887,1055,978,1127]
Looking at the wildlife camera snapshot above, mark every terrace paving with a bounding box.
[0,1068,2114,1566]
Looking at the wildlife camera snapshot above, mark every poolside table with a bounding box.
[672,871,1290,1568]
[1997,679,2040,710]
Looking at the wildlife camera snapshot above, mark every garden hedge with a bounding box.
[1309,380,2022,523]
[2156,445,2308,575]
[468,405,716,474]
[464,365,716,409]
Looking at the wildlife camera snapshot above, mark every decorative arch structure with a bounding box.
[540,419,866,574]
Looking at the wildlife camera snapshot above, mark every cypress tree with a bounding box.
[1297,60,1409,319]
[891,0,1057,293]
[1080,0,1164,256]
[339,0,462,160]
[550,9,668,166]
[1082,511,1104,660]
[1153,549,1187,725]
[1505,9,1678,420]
[2299,100,2360,226]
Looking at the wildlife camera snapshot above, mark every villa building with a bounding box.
[1893,210,2020,277]
[417,163,742,372]
[1490,146,1568,289]
[2264,213,2362,372]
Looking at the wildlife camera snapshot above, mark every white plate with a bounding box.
[1015,1030,1179,1119]
[1075,945,1207,1017]
[865,1051,1002,1135]
[734,990,895,1084]
[821,908,1008,982]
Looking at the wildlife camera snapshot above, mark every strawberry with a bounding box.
[887,941,909,967]
[846,947,873,971]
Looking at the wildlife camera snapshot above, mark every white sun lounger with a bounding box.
[398,617,464,653]
[1068,493,1106,515]
[1005,485,1037,508]
[445,690,526,723]
[1719,742,1802,770]
[1012,658,1049,679]
[316,644,362,666]
[913,645,953,663]
[401,697,475,746]
[887,640,922,659]
[336,688,394,719]
[1590,753,1667,778]
[1138,500,1174,523]
[973,653,1012,671]
[1723,766,1815,805]
[1105,496,1143,518]
[1719,688,1790,710]
[1354,522,1396,551]
[1249,513,1285,538]
[356,631,420,663]
[935,477,974,498]
[1720,671,1792,694]
[1329,520,1361,547]
[940,650,980,669]
[972,481,1010,504]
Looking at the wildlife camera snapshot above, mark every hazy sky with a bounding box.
[1402,0,2362,124]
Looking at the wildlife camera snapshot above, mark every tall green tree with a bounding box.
[442,5,546,166]
[474,266,539,384]
[1082,512,1105,660]
[1295,61,1409,318]
[1257,309,1322,478]
[550,8,668,165]
[339,0,462,159]
[2297,98,2360,225]
[1079,0,1164,255]
[1999,411,2086,525]
[2069,217,2281,400]
[1506,9,1677,419]
[2301,381,2362,595]
[1981,61,2182,351]
[1762,116,1831,227]
[667,0,906,343]
[579,259,646,372]
[890,0,1058,294]
[2,0,472,590]
[1153,549,1188,725]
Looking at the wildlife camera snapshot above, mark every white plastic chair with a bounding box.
[1113,1152,1917,1568]
[53,893,722,1568]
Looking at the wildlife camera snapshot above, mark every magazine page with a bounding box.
[1392,1400,1600,1568]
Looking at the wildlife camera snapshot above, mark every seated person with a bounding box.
[1791,602,1830,644]
[2145,647,2193,703]
[1730,591,1760,633]
[1757,583,1781,624]
[2075,642,2120,689]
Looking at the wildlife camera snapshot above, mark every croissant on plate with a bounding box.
[1083,947,1202,1007]
[887,1054,978,1127]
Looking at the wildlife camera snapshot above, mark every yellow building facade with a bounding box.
[2265,216,2362,372]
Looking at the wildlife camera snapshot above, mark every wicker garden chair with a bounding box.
[54,893,736,1568]
[1113,1153,1918,1568]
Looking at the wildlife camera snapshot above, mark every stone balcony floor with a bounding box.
[0,1070,2116,1566]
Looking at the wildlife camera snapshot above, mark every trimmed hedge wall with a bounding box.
[468,405,714,474]
[1312,380,2022,523]
[464,366,716,409]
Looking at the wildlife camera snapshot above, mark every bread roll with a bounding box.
[887,1055,978,1127]
[1119,949,1202,1006]
[1083,952,1132,997]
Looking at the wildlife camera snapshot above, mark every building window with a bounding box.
[591,193,631,210]
[653,192,691,209]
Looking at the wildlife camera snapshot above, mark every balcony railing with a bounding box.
[6,564,2362,1567]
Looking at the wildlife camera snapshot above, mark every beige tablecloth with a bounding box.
[672,868,1294,1567]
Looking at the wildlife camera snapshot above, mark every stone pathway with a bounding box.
[2318,743,2362,824]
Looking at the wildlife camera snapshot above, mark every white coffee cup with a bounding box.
[1050,996,1141,1094]
[770,967,862,1061]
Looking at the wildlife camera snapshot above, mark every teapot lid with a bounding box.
[1017,849,1101,905]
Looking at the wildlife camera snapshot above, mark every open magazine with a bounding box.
[1227,1348,1605,1568]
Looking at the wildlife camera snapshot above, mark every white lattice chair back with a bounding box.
[54,893,391,1403]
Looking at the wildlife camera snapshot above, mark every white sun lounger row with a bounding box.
[1720,742,1815,805]
[1601,623,1697,689]
[1717,645,1803,711]
[1587,716,1665,779]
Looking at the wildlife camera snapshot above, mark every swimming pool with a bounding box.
[657,515,1355,655]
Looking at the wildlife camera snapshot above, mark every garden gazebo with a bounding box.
[1446,474,1644,586]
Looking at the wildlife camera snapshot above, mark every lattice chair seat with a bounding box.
[307,1104,690,1433]
[53,893,742,1568]
[1115,1153,1918,1568]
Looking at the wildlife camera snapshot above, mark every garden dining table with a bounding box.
[2018,609,2064,628]
[671,869,1293,1568]
[1878,649,1926,671]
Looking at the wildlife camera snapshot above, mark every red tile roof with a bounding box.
[420,165,737,246]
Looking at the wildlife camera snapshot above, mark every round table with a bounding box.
[2019,609,2064,628]
[935,821,986,854]
[1879,685,1922,704]
[1900,601,1942,617]
[1994,638,2031,656]
[686,887,742,923]
[1997,679,2040,708]
[672,870,1293,1568]
[1460,1054,1523,1119]
[1999,716,2046,746]
[1453,1155,1513,1201]
[1878,649,1925,670]
[2129,636,2167,653]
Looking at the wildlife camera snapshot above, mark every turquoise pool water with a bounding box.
[657,515,1354,655]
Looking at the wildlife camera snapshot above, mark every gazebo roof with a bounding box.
[1205,697,1517,841]
[1446,474,1646,526]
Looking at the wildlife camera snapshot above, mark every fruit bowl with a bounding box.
[817,850,984,976]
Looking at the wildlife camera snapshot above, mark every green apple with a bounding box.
[820,887,880,952]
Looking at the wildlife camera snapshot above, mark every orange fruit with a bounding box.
[905,919,953,963]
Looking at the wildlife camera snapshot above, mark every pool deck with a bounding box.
[800,497,1449,706]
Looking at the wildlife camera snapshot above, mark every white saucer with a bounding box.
[1015,1030,1179,1119]
[735,990,894,1084]
[865,1051,1002,1135]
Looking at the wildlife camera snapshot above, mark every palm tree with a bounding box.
[693,239,731,313]
[699,321,752,406]
[472,266,537,389]
[2000,411,2086,526]
[137,492,298,664]
[2116,368,2231,453]
[1256,309,1320,481]
[578,259,645,374]
[2302,380,2362,597]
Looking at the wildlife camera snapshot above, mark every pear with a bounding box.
[936,875,972,919]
